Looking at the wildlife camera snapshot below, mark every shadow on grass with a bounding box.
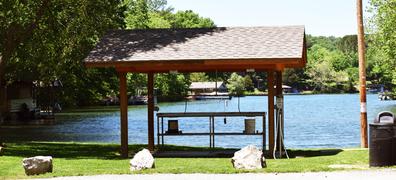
[3,142,143,160]
[285,149,343,158]
[2,142,343,159]
[154,147,238,158]
[155,147,343,158]
[2,142,236,159]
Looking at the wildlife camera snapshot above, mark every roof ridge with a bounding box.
[109,25,305,32]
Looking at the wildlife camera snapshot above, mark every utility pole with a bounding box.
[357,0,368,148]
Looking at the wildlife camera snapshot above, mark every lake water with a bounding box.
[1,94,395,149]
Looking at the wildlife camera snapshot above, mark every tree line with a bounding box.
[0,0,394,110]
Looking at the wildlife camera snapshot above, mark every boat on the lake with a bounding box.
[129,95,148,105]
[378,92,394,101]
[191,92,232,100]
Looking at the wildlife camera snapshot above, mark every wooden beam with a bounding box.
[147,73,155,151]
[118,72,128,158]
[203,59,301,65]
[267,71,275,156]
[115,64,288,73]
[357,0,368,148]
[85,58,304,68]
[275,64,285,71]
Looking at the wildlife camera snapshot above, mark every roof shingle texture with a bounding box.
[85,26,305,63]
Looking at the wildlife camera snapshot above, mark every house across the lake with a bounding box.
[189,81,227,95]
[189,82,230,100]
[5,81,37,120]
[2,80,62,121]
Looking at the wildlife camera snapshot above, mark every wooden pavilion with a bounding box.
[84,26,307,158]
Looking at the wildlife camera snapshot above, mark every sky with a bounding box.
[167,0,371,37]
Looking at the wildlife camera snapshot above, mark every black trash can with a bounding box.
[369,111,395,167]
[393,125,396,165]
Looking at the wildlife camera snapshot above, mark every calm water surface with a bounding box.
[1,94,395,148]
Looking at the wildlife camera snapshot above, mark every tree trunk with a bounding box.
[0,56,7,117]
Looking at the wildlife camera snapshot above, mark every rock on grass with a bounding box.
[130,149,155,171]
[22,156,53,176]
[231,145,266,169]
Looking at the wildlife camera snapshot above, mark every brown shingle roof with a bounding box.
[84,26,305,64]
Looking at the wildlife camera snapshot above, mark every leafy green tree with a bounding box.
[190,73,209,82]
[306,41,352,93]
[147,0,169,12]
[155,73,190,101]
[124,0,149,29]
[169,10,215,28]
[0,0,218,110]
[127,73,147,96]
[307,44,333,65]
[0,0,51,113]
[366,47,394,88]
[328,50,351,71]
[345,67,359,92]
[306,35,338,51]
[367,0,396,92]
[227,73,245,96]
[0,0,124,108]
[243,75,254,92]
[337,35,358,54]
[282,68,308,90]
[206,72,232,83]
[147,12,171,28]
[306,60,348,93]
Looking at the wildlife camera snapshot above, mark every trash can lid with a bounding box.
[374,111,395,124]
[370,122,394,127]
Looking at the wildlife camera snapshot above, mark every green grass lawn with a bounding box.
[0,142,371,179]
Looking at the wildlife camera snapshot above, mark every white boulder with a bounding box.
[130,149,155,171]
[22,156,53,175]
[231,145,266,169]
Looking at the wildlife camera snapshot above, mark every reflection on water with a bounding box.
[1,94,395,148]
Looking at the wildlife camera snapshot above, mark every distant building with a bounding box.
[4,80,62,120]
[2,81,38,120]
[6,81,36,114]
[189,82,227,95]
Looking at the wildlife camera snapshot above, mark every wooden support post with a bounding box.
[147,73,155,151]
[275,72,283,96]
[119,72,129,158]
[267,71,275,155]
[357,0,368,148]
[275,71,284,151]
